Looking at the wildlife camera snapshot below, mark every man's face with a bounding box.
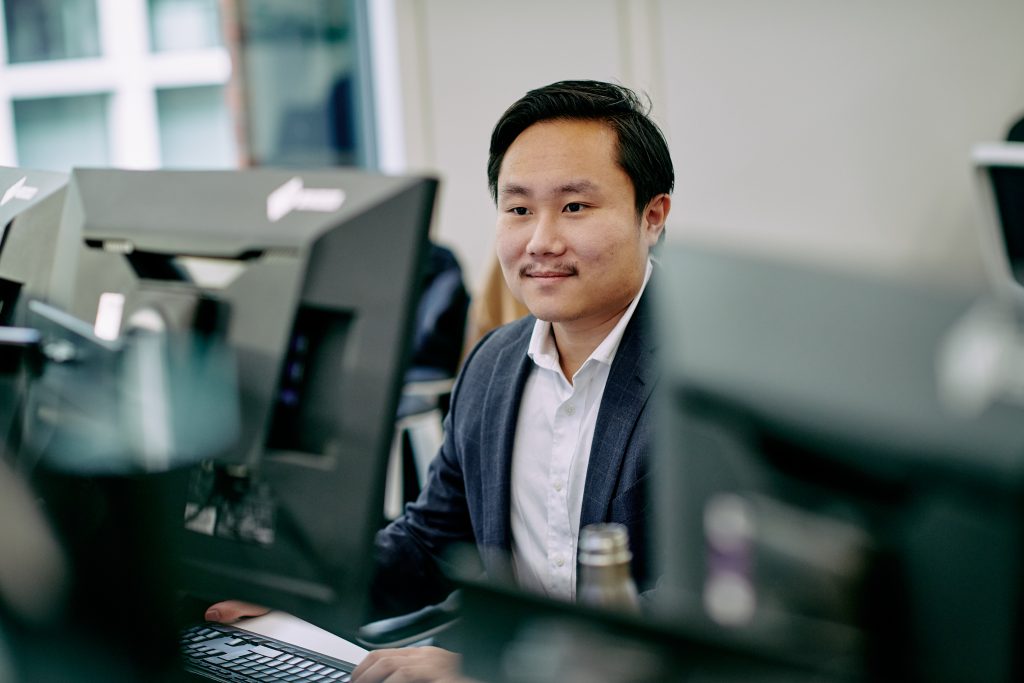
[495,118,665,330]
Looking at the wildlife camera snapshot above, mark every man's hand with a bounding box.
[351,646,474,683]
[204,600,270,624]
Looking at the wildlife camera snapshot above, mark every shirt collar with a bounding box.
[527,259,653,377]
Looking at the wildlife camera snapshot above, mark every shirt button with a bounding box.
[555,556,565,567]
[565,404,576,416]
[554,482,563,492]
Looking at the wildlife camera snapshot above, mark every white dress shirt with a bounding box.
[509,261,652,601]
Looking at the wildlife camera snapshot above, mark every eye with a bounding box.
[508,206,529,216]
[564,202,584,213]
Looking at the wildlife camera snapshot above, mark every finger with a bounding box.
[351,648,403,682]
[204,600,270,623]
[351,647,461,683]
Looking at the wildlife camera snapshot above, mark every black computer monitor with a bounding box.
[0,167,73,324]
[654,244,1024,681]
[973,142,1024,309]
[0,166,70,461]
[19,167,436,638]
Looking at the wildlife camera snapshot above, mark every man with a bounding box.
[212,79,674,683]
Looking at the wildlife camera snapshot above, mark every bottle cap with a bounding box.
[578,523,633,567]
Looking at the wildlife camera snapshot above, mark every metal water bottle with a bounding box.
[577,523,641,613]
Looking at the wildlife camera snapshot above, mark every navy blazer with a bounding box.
[372,290,657,617]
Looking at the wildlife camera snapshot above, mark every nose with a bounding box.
[525,212,565,257]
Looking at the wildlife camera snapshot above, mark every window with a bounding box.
[0,0,235,170]
[157,85,236,168]
[239,0,373,167]
[4,0,101,63]
[148,0,222,52]
[13,94,110,171]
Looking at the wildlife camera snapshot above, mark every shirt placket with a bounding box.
[545,372,587,598]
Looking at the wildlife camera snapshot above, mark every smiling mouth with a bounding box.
[521,264,577,279]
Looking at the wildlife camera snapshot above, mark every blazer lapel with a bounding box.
[479,322,534,552]
[579,293,657,528]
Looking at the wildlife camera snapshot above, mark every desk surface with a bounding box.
[235,611,368,665]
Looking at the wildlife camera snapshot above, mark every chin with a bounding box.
[525,305,575,324]
[521,290,588,323]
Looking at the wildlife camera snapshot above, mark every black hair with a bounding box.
[487,80,674,216]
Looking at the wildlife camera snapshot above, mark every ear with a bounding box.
[640,193,671,247]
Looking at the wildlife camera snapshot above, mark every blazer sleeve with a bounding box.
[369,330,497,618]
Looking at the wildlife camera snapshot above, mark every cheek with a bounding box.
[575,225,647,278]
[495,238,522,293]
[575,226,632,264]
[494,225,523,268]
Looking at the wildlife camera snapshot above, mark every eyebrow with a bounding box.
[556,180,599,195]
[498,179,601,199]
[499,183,531,198]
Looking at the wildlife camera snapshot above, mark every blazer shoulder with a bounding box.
[451,315,533,404]
[463,315,534,366]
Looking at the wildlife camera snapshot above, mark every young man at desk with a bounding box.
[209,79,675,683]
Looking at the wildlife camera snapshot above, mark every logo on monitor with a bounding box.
[1,176,39,206]
[266,177,346,223]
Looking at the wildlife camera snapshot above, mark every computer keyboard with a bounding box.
[180,622,355,682]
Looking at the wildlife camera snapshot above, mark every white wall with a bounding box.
[659,0,1024,290]
[390,0,1024,293]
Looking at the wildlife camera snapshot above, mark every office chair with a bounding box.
[384,374,455,520]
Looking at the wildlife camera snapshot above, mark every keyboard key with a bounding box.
[253,645,285,658]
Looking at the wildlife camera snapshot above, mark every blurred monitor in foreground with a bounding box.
[0,167,70,462]
[14,167,435,651]
[455,574,840,683]
[973,142,1024,310]
[0,166,71,326]
[654,244,1024,681]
